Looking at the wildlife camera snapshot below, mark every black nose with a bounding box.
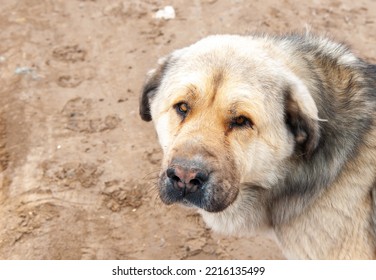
[166,165,209,194]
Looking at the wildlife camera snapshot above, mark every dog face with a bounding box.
[140,35,320,214]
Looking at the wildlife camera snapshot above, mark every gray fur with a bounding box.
[270,35,376,225]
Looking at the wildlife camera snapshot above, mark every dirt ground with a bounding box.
[0,0,375,260]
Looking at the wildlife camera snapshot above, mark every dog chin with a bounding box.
[160,193,233,213]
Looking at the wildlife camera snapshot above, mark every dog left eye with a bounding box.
[230,116,253,129]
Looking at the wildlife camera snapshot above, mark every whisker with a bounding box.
[142,169,161,180]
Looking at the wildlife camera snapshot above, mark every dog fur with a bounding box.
[139,33,376,259]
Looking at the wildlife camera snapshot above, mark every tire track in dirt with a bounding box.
[0,113,10,205]
[0,114,9,173]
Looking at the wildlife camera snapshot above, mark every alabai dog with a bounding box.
[139,33,376,259]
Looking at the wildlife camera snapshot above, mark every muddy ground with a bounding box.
[0,0,375,260]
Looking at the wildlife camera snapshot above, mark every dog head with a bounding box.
[140,35,320,214]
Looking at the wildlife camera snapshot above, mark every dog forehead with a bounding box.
[174,35,276,71]
[182,35,268,58]
[166,35,288,92]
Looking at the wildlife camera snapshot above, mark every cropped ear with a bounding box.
[139,56,172,122]
[284,80,321,157]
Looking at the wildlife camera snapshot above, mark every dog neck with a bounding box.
[273,129,376,259]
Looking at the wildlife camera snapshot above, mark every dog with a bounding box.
[139,33,376,259]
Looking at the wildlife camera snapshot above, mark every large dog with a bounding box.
[139,33,376,259]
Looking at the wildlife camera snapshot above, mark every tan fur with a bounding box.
[140,33,376,259]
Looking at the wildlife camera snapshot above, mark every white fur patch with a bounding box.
[154,114,171,153]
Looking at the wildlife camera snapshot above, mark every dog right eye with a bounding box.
[174,102,190,118]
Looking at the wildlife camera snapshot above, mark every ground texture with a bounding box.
[0,0,375,259]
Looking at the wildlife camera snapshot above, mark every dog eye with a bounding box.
[174,102,190,118]
[230,116,253,129]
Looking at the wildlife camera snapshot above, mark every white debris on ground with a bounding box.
[153,6,175,20]
[14,66,41,80]
[15,67,34,75]
[0,56,5,63]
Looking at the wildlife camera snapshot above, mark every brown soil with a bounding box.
[0,0,375,260]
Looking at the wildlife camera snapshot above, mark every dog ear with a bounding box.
[139,56,172,122]
[284,81,321,157]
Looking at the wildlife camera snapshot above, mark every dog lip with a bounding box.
[159,185,235,213]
